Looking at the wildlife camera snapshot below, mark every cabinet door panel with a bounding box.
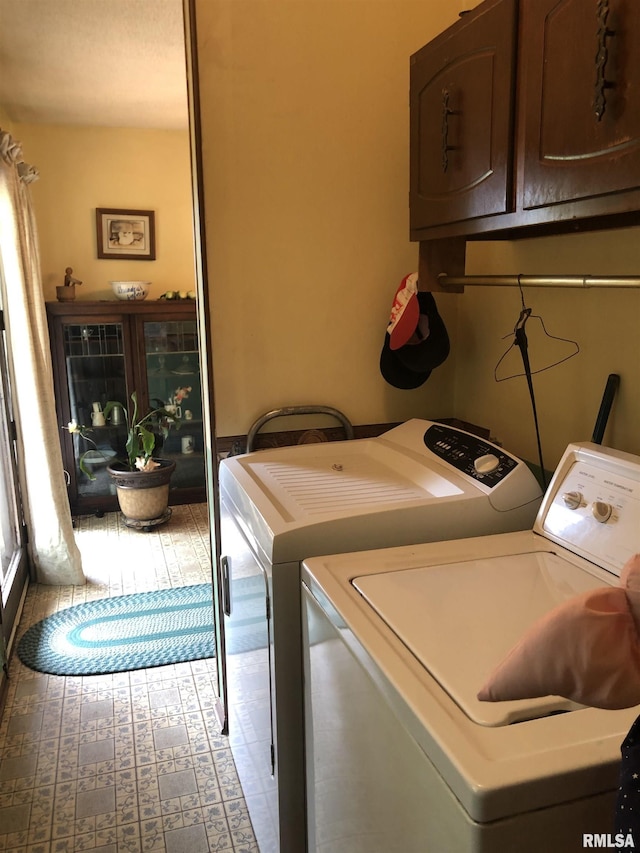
[142,318,205,493]
[521,0,640,210]
[410,0,517,233]
[62,320,129,506]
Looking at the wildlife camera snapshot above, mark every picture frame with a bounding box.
[96,208,156,261]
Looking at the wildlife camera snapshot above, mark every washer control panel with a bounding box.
[423,423,519,487]
[542,451,640,575]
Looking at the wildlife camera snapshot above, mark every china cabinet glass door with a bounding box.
[63,321,128,502]
[143,319,204,491]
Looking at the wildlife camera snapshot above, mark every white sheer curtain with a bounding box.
[0,129,84,585]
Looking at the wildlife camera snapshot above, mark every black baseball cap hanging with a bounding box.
[380,274,450,389]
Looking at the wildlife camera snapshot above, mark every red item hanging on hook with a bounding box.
[387,273,420,350]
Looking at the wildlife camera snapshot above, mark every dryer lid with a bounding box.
[352,550,614,727]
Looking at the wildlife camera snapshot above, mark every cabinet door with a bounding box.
[60,319,132,508]
[140,316,205,496]
[409,0,517,235]
[520,0,640,211]
[219,502,277,851]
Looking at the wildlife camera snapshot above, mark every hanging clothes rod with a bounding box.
[437,274,640,289]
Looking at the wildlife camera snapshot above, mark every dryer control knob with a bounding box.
[592,501,613,523]
[474,453,500,474]
[562,491,583,510]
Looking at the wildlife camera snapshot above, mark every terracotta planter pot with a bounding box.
[107,459,176,530]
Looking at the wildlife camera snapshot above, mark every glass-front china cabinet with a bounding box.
[46,300,205,515]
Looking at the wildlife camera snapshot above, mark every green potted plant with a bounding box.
[67,392,181,530]
[104,392,181,530]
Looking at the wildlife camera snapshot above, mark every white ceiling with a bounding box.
[0,0,189,130]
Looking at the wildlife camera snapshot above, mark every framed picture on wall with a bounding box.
[96,208,156,260]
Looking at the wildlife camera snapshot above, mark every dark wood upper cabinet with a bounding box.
[519,0,640,215]
[409,0,517,236]
[410,0,640,243]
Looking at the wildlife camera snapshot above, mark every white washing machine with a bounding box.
[218,419,542,852]
[302,441,640,853]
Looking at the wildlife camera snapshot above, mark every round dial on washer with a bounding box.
[474,453,500,474]
[592,501,613,523]
[562,491,583,510]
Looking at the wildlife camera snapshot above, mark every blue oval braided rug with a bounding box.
[17,579,264,676]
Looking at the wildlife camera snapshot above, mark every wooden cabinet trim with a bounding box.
[411,0,640,247]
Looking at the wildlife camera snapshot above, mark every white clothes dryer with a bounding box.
[302,441,640,853]
[218,419,543,852]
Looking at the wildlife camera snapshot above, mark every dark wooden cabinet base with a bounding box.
[47,300,206,516]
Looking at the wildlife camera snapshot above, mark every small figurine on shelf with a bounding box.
[164,387,192,420]
[64,267,82,287]
[174,386,192,405]
[56,267,83,302]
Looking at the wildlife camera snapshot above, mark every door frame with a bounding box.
[183,0,227,730]
[0,307,30,694]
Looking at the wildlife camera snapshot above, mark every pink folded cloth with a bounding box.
[478,554,640,710]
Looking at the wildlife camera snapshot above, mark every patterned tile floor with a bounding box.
[0,504,259,853]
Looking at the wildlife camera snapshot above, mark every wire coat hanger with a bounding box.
[494,283,580,383]
[492,278,580,490]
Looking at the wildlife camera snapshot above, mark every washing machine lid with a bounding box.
[219,420,542,565]
[353,549,615,727]
[225,430,464,520]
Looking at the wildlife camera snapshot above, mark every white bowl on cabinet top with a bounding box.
[110,281,150,301]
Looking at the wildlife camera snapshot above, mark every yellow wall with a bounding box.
[0,107,15,133]
[14,124,196,302]
[459,232,640,468]
[195,0,639,465]
[194,0,461,437]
